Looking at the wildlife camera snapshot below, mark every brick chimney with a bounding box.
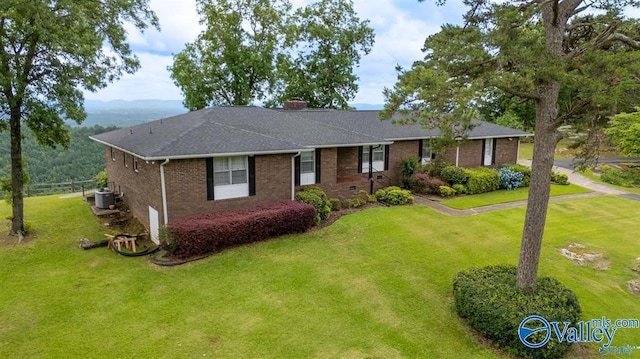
[283,100,307,111]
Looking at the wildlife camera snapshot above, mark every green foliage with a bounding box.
[169,0,287,109]
[550,172,569,185]
[375,186,413,205]
[599,166,640,187]
[94,170,108,189]
[453,265,581,359]
[605,108,640,157]
[0,160,29,204]
[295,186,331,225]
[439,165,469,185]
[439,185,455,197]
[508,164,532,187]
[329,197,342,211]
[171,0,374,110]
[367,195,377,204]
[0,126,111,184]
[451,183,467,194]
[464,167,500,194]
[270,0,375,109]
[344,197,364,209]
[400,156,421,188]
[158,225,178,255]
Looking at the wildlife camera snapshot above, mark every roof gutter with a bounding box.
[160,158,170,226]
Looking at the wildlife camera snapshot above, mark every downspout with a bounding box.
[291,152,301,200]
[455,146,460,167]
[516,138,521,163]
[160,159,170,225]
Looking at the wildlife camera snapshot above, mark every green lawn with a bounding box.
[441,184,592,210]
[1,195,639,358]
[519,139,581,160]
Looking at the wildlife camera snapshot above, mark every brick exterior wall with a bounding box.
[105,147,163,231]
[443,138,520,167]
[494,138,519,165]
[164,153,293,221]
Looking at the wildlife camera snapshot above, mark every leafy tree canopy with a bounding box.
[606,107,640,157]
[0,0,158,234]
[170,0,374,110]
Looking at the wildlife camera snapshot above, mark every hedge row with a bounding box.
[463,167,500,194]
[167,201,316,258]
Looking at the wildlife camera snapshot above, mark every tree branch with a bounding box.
[606,33,640,49]
[496,85,541,101]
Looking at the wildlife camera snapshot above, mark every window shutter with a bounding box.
[418,139,423,159]
[294,155,301,186]
[206,158,214,200]
[492,138,497,165]
[384,145,390,171]
[481,139,486,165]
[357,146,363,173]
[315,149,321,184]
[248,156,256,196]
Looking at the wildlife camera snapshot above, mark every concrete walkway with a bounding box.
[413,160,632,216]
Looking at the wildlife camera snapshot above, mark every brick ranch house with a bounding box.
[90,102,530,243]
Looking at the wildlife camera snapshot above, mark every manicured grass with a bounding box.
[519,139,577,160]
[441,184,592,210]
[1,195,639,358]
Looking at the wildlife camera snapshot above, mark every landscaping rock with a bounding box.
[628,280,640,296]
[558,244,607,270]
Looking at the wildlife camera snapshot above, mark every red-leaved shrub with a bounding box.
[409,173,448,194]
[168,201,315,258]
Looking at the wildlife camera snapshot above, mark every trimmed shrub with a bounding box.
[409,173,448,194]
[452,183,467,194]
[497,166,525,190]
[464,167,500,194]
[439,185,456,197]
[376,186,414,205]
[453,265,581,359]
[440,165,469,185]
[345,197,364,208]
[551,171,569,185]
[510,164,532,187]
[367,195,377,203]
[295,186,331,224]
[169,201,316,258]
[329,198,341,211]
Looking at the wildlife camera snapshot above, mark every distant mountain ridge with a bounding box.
[75,99,383,128]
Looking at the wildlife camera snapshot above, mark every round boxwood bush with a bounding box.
[295,186,331,225]
[440,165,469,185]
[453,265,581,359]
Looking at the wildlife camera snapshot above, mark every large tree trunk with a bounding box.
[516,85,561,291]
[10,106,25,237]
[516,0,569,291]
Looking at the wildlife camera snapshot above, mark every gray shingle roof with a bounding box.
[91,106,530,160]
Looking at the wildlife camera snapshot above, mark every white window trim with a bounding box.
[214,156,249,200]
[362,145,385,173]
[111,147,116,161]
[483,138,494,166]
[300,150,315,185]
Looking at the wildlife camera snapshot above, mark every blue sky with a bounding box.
[83,0,468,105]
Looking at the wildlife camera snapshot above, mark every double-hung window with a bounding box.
[362,145,385,172]
[421,140,433,165]
[213,156,248,199]
[300,151,315,185]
